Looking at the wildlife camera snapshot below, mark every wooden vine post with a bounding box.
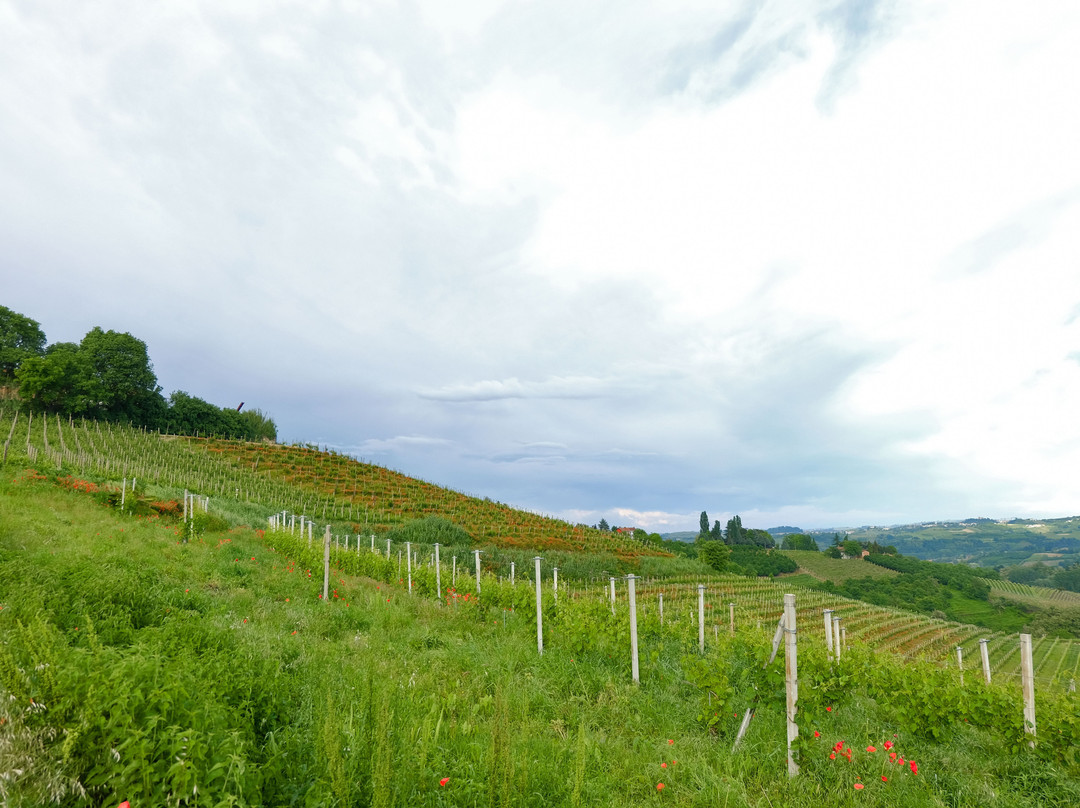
[659,592,664,626]
[823,609,834,660]
[979,638,992,683]
[534,556,543,655]
[473,549,482,595]
[406,541,413,593]
[1020,633,1036,747]
[832,615,842,661]
[510,561,515,585]
[729,602,735,635]
[627,575,640,684]
[783,593,799,777]
[434,543,441,600]
[322,525,331,602]
[553,567,559,604]
[697,584,705,654]
[956,646,964,686]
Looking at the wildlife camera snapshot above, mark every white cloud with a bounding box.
[3,0,1080,531]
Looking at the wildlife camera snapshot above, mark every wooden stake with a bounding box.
[823,609,834,660]
[322,525,331,602]
[979,638,991,683]
[434,543,441,600]
[534,557,543,655]
[1020,633,1036,747]
[628,575,639,684]
[698,585,705,654]
[784,593,799,776]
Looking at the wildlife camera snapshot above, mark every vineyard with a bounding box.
[0,408,662,559]
[3,411,1080,806]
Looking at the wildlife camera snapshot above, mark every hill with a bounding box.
[3,411,1080,806]
[809,518,1080,567]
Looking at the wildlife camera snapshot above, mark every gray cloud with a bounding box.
[3,0,1079,531]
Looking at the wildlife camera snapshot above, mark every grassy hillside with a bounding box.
[4,413,1080,805]
[0,408,664,560]
[780,551,901,583]
[4,472,1080,807]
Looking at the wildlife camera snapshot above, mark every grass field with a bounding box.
[780,550,901,582]
[4,417,1080,806]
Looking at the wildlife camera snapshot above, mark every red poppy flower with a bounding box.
[866,746,876,753]
[668,739,674,745]
[854,783,864,790]
[881,776,888,782]
[656,783,665,791]
[910,761,918,775]
[439,777,449,786]
[814,731,820,738]
[661,763,667,768]
[883,741,893,750]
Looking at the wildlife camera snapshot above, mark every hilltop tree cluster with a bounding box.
[0,305,276,441]
[695,511,777,548]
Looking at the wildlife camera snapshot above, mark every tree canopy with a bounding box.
[5,306,276,441]
[0,305,46,381]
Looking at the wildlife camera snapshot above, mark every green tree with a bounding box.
[710,519,723,541]
[597,518,610,532]
[79,327,164,423]
[0,305,46,382]
[698,540,731,573]
[14,342,92,413]
[725,515,745,545]
[781,533,819,551]
[842,539,864,558]
[699,511,710,537]
[238,407,277,441]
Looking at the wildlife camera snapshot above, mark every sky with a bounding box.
[2,0,1079,533]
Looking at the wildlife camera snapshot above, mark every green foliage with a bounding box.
[384,516,473,547]
[14,343,93,414]
[0,305,46,381]
[729,547,798,577]
[781,533,819,551]
[697,540,732,573]
[699,510,709,537]
[78,327,165,424]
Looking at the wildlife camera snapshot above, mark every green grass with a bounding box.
[780,551,901,583]
[3,473,1080,806]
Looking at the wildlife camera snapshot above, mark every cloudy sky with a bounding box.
[3,0,1079,532]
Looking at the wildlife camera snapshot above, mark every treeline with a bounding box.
[1004,561,1080,594]
[0,305,276,441]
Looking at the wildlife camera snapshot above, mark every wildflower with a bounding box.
[881,776,888,782]
[830,753,836,760]
[661,763,667,768]
[910,761,918,775]
[439,778,449,787]
[826,706,832,712]
[866,746,876,753]
[656,783,665,791]
[668,739,674,745]
[854,783,864,790]
[814,731,820,738]
[883,741,893,750]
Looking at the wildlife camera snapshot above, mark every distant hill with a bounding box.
[808,517,1080,567]
[766,525,803,536]
[660,531,699,543]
